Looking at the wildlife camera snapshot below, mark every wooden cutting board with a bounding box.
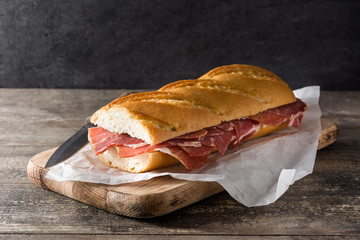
[27,118,338,218]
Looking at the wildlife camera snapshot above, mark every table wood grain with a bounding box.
[0,89,359,239]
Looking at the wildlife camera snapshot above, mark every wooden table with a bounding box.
[0,89,359,239]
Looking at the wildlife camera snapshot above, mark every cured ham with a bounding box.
[249,98,306,126]
[88,128,144,155]
[230,119,261,147]
[115,145,156,158]
[166,147,208,170]
[88,98,306,170]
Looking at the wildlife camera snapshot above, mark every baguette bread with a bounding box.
[96,147,179,173]
[90,64,296,145]
[89,64,300,173]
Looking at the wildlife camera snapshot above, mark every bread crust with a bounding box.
[97,148,179,173]
[90,64,296,145]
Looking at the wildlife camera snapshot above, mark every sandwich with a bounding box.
[88,64,307,173]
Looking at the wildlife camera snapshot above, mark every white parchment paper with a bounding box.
[46,86,321,207]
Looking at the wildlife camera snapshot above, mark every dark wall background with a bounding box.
[0,0,359,90]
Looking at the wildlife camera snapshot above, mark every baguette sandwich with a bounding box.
[88,64,307,173]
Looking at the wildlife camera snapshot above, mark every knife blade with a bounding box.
[44,124,92,168]
[44,91,138,168]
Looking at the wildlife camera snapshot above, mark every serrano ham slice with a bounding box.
[88,98,306,170]
[249,98,306,126]
[167,147,208,170]
[115,145,156,158]
[180,145,214,157]
[88,128,143,155]
[231,119,261,147]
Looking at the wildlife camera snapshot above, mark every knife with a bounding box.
[44,91,137,168]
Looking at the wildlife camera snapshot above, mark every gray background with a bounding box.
[0,0,359,90]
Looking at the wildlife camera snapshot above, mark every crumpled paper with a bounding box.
[46,86,321,207]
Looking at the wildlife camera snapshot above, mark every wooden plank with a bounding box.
[0,235,357,240]
[26,118,338,218]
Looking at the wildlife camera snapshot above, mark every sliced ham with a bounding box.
[167,147,208,170]
[88,98,307,170]
[211,130,234,155]
[115,144,156,158]
[288,111,304,128]
[249,98,306,126]
[175,129,208,139]
[160,138,202,147]
[231,119,261,147]
[88,127,141,155]
[180,145,214,157]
